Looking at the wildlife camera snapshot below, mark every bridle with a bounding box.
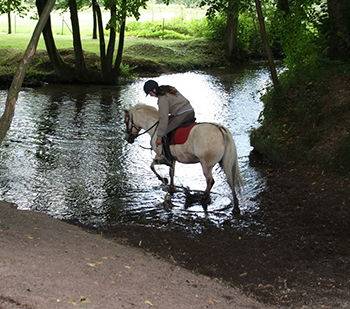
[125,112,159,140]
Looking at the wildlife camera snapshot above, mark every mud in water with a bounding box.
[87,162,350,308]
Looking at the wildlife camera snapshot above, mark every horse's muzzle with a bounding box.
[125,134,135,144]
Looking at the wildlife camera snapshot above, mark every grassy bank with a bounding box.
[251,64,350,176]
[0,34,226,83]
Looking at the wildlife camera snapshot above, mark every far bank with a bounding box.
[0,39,229,87]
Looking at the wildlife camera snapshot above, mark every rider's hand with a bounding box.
[156,138,162,147]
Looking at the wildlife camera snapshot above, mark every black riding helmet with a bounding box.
[144,80,159,96]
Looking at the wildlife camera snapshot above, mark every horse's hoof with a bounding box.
[200,195,211,209]
[168,186,176,194]
[233,206,241,217]
[201,194,210,202]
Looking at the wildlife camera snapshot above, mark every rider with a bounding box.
[143,80,195,166]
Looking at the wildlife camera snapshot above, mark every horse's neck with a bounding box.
[136,110,159,136]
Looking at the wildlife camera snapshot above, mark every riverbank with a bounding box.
[0,200,269,309]
[0,39,227,88]
[251,68,350,176]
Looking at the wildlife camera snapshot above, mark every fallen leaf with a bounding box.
[145,300,153,306]
[80,297,90,303]
[87,263,95,267]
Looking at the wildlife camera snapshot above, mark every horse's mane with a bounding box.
[130,104,159,119]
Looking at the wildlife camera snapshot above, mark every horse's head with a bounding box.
[124,108,141,144]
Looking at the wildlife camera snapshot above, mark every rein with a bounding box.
[136,120,159,138]
[126,113,159,139]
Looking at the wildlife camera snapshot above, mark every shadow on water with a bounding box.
[0,65,272,235]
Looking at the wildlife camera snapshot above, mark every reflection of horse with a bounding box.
[124,104,244,215]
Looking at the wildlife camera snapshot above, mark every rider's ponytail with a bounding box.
[157,85,178,96]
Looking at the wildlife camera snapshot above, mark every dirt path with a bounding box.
[0,201,269,309]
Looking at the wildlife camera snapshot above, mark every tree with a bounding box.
[255,0,279,89]
[276,0,289,16]
[94,0,147,82]
[40,0,146,83]
[201,0,241,60]
[225,0,239,60]
[36,0,72,80]
[69,0,89,82]
[0,0,28,34]
[327,0,350,60]
[268,0,350,74]
[0,0,56,145]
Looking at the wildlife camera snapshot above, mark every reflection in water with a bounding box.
[0,66,270,233]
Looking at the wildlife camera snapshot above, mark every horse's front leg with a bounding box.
[168,161,176,193]
[151,160,168,185]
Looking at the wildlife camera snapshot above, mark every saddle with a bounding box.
[168,121,197,145]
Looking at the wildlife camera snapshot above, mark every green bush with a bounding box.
[125,18,206,39]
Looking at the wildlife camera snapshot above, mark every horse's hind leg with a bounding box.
[201,164,215,200]
[232,190,240,216]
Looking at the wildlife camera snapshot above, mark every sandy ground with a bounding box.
[0,201,270,309]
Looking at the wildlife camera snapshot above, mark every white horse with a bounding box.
[124,104,244,215]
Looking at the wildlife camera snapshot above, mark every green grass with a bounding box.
[0,5,205,36]
[0,4,207,54]
[0,34,225,79]
[0,32,208,54]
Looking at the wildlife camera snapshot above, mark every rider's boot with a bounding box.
[155,136,173,167]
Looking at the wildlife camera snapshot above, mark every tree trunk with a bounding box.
[69,0,88,82]
[106,5,117,80]
[327,0,350,60]
[0,0,55,145]
[7,11,11,34]
[92,4,97,39]
[114,19,126,78]
[92,0,108,78]
[277,0,290,16]
[254,0,280,90]
[36,0,70,79]
[225,0,238,61]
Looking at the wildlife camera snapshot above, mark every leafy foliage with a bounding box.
[125,18,206,39]
[0,0,28,17]
[269,0,329,73]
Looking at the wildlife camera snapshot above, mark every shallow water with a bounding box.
[0,65,271,233]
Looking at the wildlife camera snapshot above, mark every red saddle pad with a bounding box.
[169,123,197,145]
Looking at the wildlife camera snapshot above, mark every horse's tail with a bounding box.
[219,126,244,198]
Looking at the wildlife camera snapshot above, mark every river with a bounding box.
[0,65,271,233]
